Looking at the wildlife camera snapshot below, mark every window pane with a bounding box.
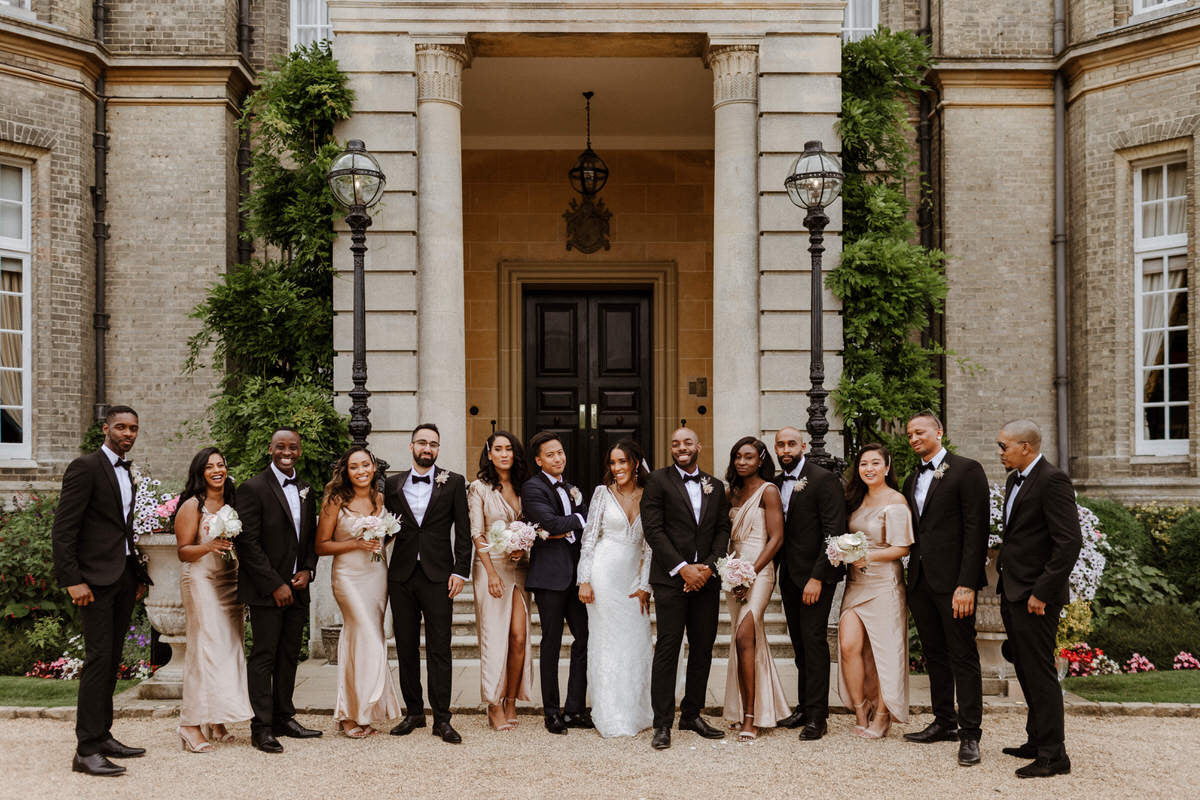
[0,203,19,240]
[1142,203,1163,238]
[1166,198,1186,236]
[1168,329,1188,362]
[1168,253,1188,285]
[0,293,19,331]
[0,165,20,202]
[0,332,20,370]
[1168,367,1189,402]
[1168,406,1189,440]
[1141,166,1163,202]
[1145,368,1164,401]
[1144,406,1165,439]
[0,408,21,445]
[1166,162,1186,198]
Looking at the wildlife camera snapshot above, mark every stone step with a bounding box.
[446,612,791,638]
[389,633,803,661]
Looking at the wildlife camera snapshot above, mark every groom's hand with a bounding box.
[447,575,465,598]
[272,583,294,607]
[67,583,94,607]
[802,578,822,605]
[679,564,706,592]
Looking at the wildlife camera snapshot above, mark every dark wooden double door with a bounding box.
[524,289,653,490]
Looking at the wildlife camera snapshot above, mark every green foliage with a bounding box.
[80,422,104,454]
[1093,544,1180,624]
[1078,496,1156,565]
[1163,511,1200,601]
[1056,600,1093,649]
[0,626,39,674]
[0,676,140,706]
[0,492,67,621]
[1130,501,1196,568]
[1091,603,1200,667]
[832,30,948,457]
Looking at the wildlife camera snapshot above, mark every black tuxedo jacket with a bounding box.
[997,457,1082,606]
[522,472,589,592]
[236,467,318,606]
[773,458,845,588]
[901,451,990,594]
[384,467,472,584]
[641,466,731,589]
[51,449,149,588]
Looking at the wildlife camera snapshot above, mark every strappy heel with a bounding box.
[852,700,873,735]
[338,723,370,739]
[737,714,757,741]
[502,697,519,727]
[487,703,514,731]
[203,723,235,743]
[178,727,212,753]
[859,707,891,739]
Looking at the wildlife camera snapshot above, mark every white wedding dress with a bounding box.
[577,485,654,737]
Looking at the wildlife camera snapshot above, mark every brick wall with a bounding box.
[26,1,93,38]
[936,0,1054,58]
[103,0,239,55]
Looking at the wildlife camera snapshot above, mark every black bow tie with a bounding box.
[282,477,299,488]
[1012,473,1025,486]
[784,471,800,481]
[412,474,431,485]
[919,461,936,473]
[682,474,702,484]
[114,458,132,471]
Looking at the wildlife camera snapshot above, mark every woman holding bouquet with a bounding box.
[174,447,252,752]
[838,443,914,739]
[468,431,532,731]
[577,439,654,738]
[721,437,788,739]
[315,447,401,737]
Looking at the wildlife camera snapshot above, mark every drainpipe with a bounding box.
[916,0,946,414]
[238,0,252,61]
[1053,0,1071,473]
[236,1,254,266]
[91,1,109,422]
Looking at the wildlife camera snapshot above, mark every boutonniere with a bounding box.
[435,470,449,486]
[569,486,582,505]
[932,462,949,480]
[792,477,809,494]
[299,486,310,500]
[700,476,713,495]
[129,463,144,487]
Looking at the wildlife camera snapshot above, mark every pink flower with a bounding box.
[154,494,180,518]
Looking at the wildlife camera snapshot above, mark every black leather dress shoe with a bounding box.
[562,710,595,729]
[72,753,126,776]
[903,720,959,743]
[777,707,808,729]
[274,718,322,738]
[799,720,828,741]
[251,731,283,753]
[958,739,981,766]
[390,715,427,736]
[1002,743,1038,759]
[543,713,568,735]
[1016,755,1071,778]
[651,727,671,750]
[432,722,462,744]
[679,716,724,739]
[98,737,146,758]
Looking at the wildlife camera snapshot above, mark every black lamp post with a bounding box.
[327,140,386,449]
[785,140,844,473]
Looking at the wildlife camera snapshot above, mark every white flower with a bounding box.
[932,462,949,480]
[701,476,713,495]
[435,470,449,486]
[569,486,582,505]
[299,486,310,499]
[793,477,809,494]
[129,463,144,486]
[208,504,242,539]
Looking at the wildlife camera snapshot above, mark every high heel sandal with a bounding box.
[178,727,213,753]
[487,704,514,731]
[852,701,873,735]
[338,723,370,739]
[502,697,519,727]
[737,714,757,741]
[203,724,235,743]
[859,709,891,740]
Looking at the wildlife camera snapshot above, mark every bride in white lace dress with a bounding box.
[577,440,654,738]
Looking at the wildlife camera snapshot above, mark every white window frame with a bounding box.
[0,1,33,11]
[1133,0,1188,15]
[843,0,880,43]
[1133,157,1190,456]
[0,158,32,461]
[289,0,332,50]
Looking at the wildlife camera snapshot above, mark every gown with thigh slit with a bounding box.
[467,480,533,705]
[722,482,791,728]
[837,502,915,723]
[179,502,253,727]
[332,507,401,726]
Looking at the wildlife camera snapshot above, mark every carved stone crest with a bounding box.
[564,195,612,254]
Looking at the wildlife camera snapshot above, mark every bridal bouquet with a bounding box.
[206,504,243,562]
[826,531,869,570]
[349,512,402,562]
[716,555,758,601]
[483,519,543,558]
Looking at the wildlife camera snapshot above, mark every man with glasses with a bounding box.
[384,423,472,743]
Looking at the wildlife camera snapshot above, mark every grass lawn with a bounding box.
[1064,670,1200,703]
[0,676,140,708]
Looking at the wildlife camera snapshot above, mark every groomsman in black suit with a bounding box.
[642,427,731,750]
[384,423,472,744]
[900,412,989,766]
[772,426,845,741]
[521,430,592,735]
[995,420,1081,779]
[51,406,151,776]
[236,427,321,753]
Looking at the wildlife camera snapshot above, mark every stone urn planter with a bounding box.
[976,550,1014,695]
[137,532,188,699]
[322,625,342,665]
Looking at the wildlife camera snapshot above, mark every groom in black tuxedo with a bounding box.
[51,405,151,776]
[521,430,592,735]
[772,426,845,741]
[996,419,1081,779]
[236,427,321,753]
[900,411,989,766]
[384,423,472,744]
[642,427,730,750]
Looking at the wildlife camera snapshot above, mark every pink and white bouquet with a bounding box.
[206,504,243,562]
[716,555,758,601]
[349,512,402,562]
[826,531,869,569]
[483,519,543,558]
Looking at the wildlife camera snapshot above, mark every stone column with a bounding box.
[708,44,760,472]
[416,42,470,472]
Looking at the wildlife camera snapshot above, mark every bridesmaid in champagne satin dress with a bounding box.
[468,431,532,731]
[175,448,252,753]
[315,447,400,737]
[838,443,914,739]
[721,437,789,739]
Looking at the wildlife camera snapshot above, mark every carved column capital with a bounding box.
[706,44,758,109]
[416,43,470,107]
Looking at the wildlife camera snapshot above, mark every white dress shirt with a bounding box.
[1004,453,1043,525]
[101,444,132,555]
[404,465,436,526]
[779,456,807,516]
[669,464,703,576]
[270,461,302,575]
[541,470,582,543]
[913,447,947,516]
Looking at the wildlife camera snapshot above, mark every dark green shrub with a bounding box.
[1078,496,1154,565]
[1091,603,1200,667]
[1163,511,1200,602]
[0,624,39,674]
[0,491,68,621]
[1093,544,1179,625]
